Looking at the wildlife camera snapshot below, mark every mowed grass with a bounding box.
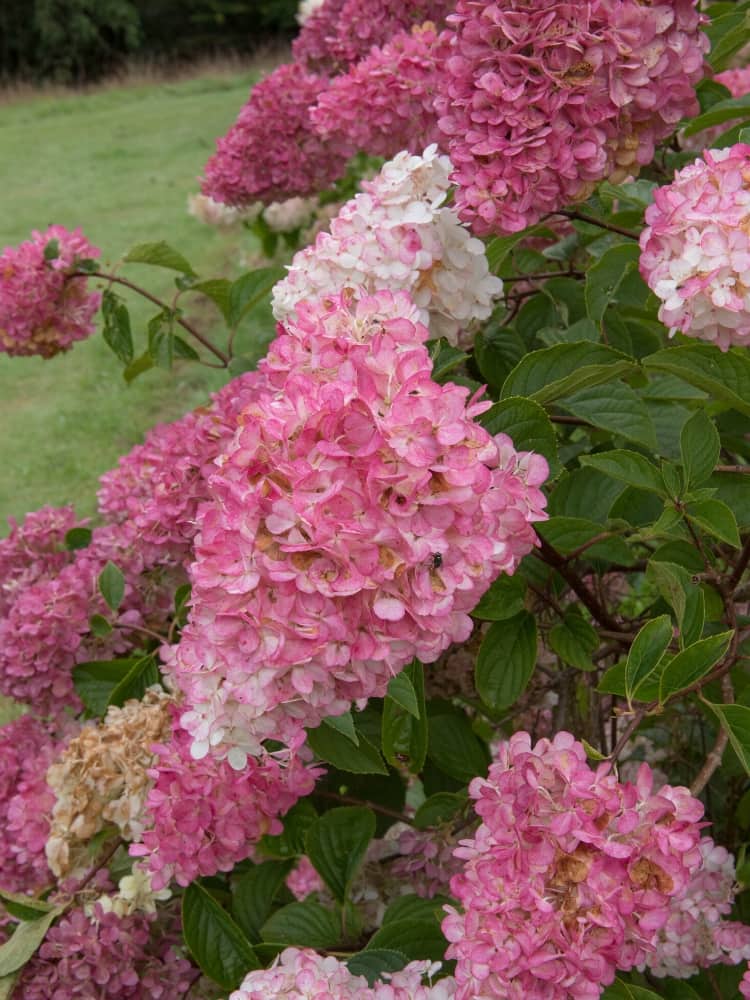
[0,66,275,529]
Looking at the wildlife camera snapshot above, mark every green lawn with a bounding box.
[0,69,272,529]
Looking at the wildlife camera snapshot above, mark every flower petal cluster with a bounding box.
[230,949,455,999]
[311,24,450,160]
[390,824,465,899]
[45,689,173,878]
[443,731,705,1000]
[0,224,101,357]
[742,965,750,999]
[0,715,58,892]
[272,147,503,345]
[436,0,707,234]
[286,855,324,900]
[645,837,750,979]
[639,143,750,350]
[130,717,320,888]
[169,289,546,764]
[0,505,82,617]
[17,903,194,999]
[201,64,349,207]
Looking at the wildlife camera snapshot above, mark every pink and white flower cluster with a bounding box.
[272,147,503,345]
[443,731,705,1000]
[130,717,320,888]
[169,289,547,764]
[639,143,750,350]
[435,0,708,234]
[230,949,455,999]
[0,224,101,357]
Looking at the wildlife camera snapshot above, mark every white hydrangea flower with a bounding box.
[263,197,318,233]
[296,0,325,25]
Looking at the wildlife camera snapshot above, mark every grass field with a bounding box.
[0,64,277,529]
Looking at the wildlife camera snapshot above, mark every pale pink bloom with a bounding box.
[639,143,750,350]
[0,225,100,357]
[741,964,750,999]
[286,855,324,899]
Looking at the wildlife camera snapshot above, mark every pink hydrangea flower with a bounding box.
[742,964,750,999]
[17,903,194,998]
[286,855,324,900]
[436,0,707,234]
[0,505,84,617]
[645,837,750,979]
[716,67,750,97]
[169,289,547,764]
[293,0,454,74]
[311,24,450,160]
[201,64,349,207]
[272,147,503,346]
[0,715,58,893]
[130,716,320,888]
[0,225,101,357]
[390,825,464,899]
[639,143,750,350]
[443,731,705,1000]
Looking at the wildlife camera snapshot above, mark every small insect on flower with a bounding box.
[432,552,443,569]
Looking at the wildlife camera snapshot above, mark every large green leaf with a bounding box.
[560,381,657,449]
[72,658,139,716]
[101,289,134,365]
[643,345,750,417]
[182,881,258,989]
[124,240,195,274]
[584,243,641,323]
[659,631,733,702]
[98,561,124,611]
[624,615,672,705]
[382,661,427,773]
[347,950,408,985]
[549,611,598,671]
[601,981,663,1000]
[366,918,447,962]
[704,702,750,775]
[480,396,559,472]
[680,409,720,489]
[0,908,62,977]
[686,498,741,548]
[471,573,527,621]
[260,901,340,949]
[427,706,490,784]
[229,267,285,327]
[579,450,665,495]
[502,343,636,404]
[307,719,388,775]
[306,807,375,904]
[231,861,294,942]
[475,612,537,710]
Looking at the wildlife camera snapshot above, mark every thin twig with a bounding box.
[315,789,414,826]
[536,538,626,633]
[71,838,123,896]
[729,535,750,592]
[550,209,640,240]
[716,464,750,475]
[503,270,584,283]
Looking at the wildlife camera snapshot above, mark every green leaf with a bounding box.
[579,450,665,495]
[471,573,527,621]
[0,889,55,923]
[382,894,451,925]
[382,661,427,773]
[366,918,447,962]
[480,396,559,473]
[601,980,663,1000]
[537,517,632,564]
[64,526,91,550]
[305,807,375,904]
[686,498,741,548]
[643,345,750,417]
[708,8,750,71]
[101,290,134,365]
[427,706,490,784]
[43,238,60,261]
[585,243,641,323]
[624,615,672,704]
[189,278,233,324]
[502,343,636,405]
[680,410,720,489]
[72,659,138,716]
[147,311,175,369]
[0,973,18,999]
[123,350,154,383]
[347,950,408,985]
[88,613,113,638]
[182,881,258,989]
[98,561,124,611]
[549,611,598,671]
[428,339,468,381]
[0,908,62,977]
[704,702,750,775]
[646,560,704,647]
[260,801,318,860]
[659,631,733,701]
[229,267,285,327]
[232,860,294,942]
[321,711,358,745]
[124,240,195,275]
[413,792,466,830]
[486,227,540,272]
[560,382,657,450]
[476,611,537,710]
[307,719,388,775]
[260,900,340,949]
[107,654,160,709]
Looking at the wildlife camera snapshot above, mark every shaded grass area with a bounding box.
[0,69,269,528]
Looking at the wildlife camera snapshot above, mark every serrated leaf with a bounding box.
[585,243,641,323]
[580,450,665,495]
[189,278,232,323]
[72,659,138,716]
[382,661,427,773]
[476,611,537,710]
[0,908,62,977]
[687,498,741,547]
[124,240,195,274]
[182,881,258,989]
[386,672,419,718]
[471,573,527,621]
[229,267,285,327]
[98,561,124,611]
[560,382,657,449]
[644,345,750,417]
[624,615,672,704]
[681,409,720,489]
[549,611,598,671]
[307,720,388,774]
[502,343,636,405]
[321,711,358,745]
[232,861,294,942]
[704,702,750,775]
[413,792,466,830]
[260,900,340,949]
[659,631,733,702]
[65,526,91,550]
[427,707,489,784]
[347,950,408,985]
[480,396,559,473]
[305,807,375,904]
